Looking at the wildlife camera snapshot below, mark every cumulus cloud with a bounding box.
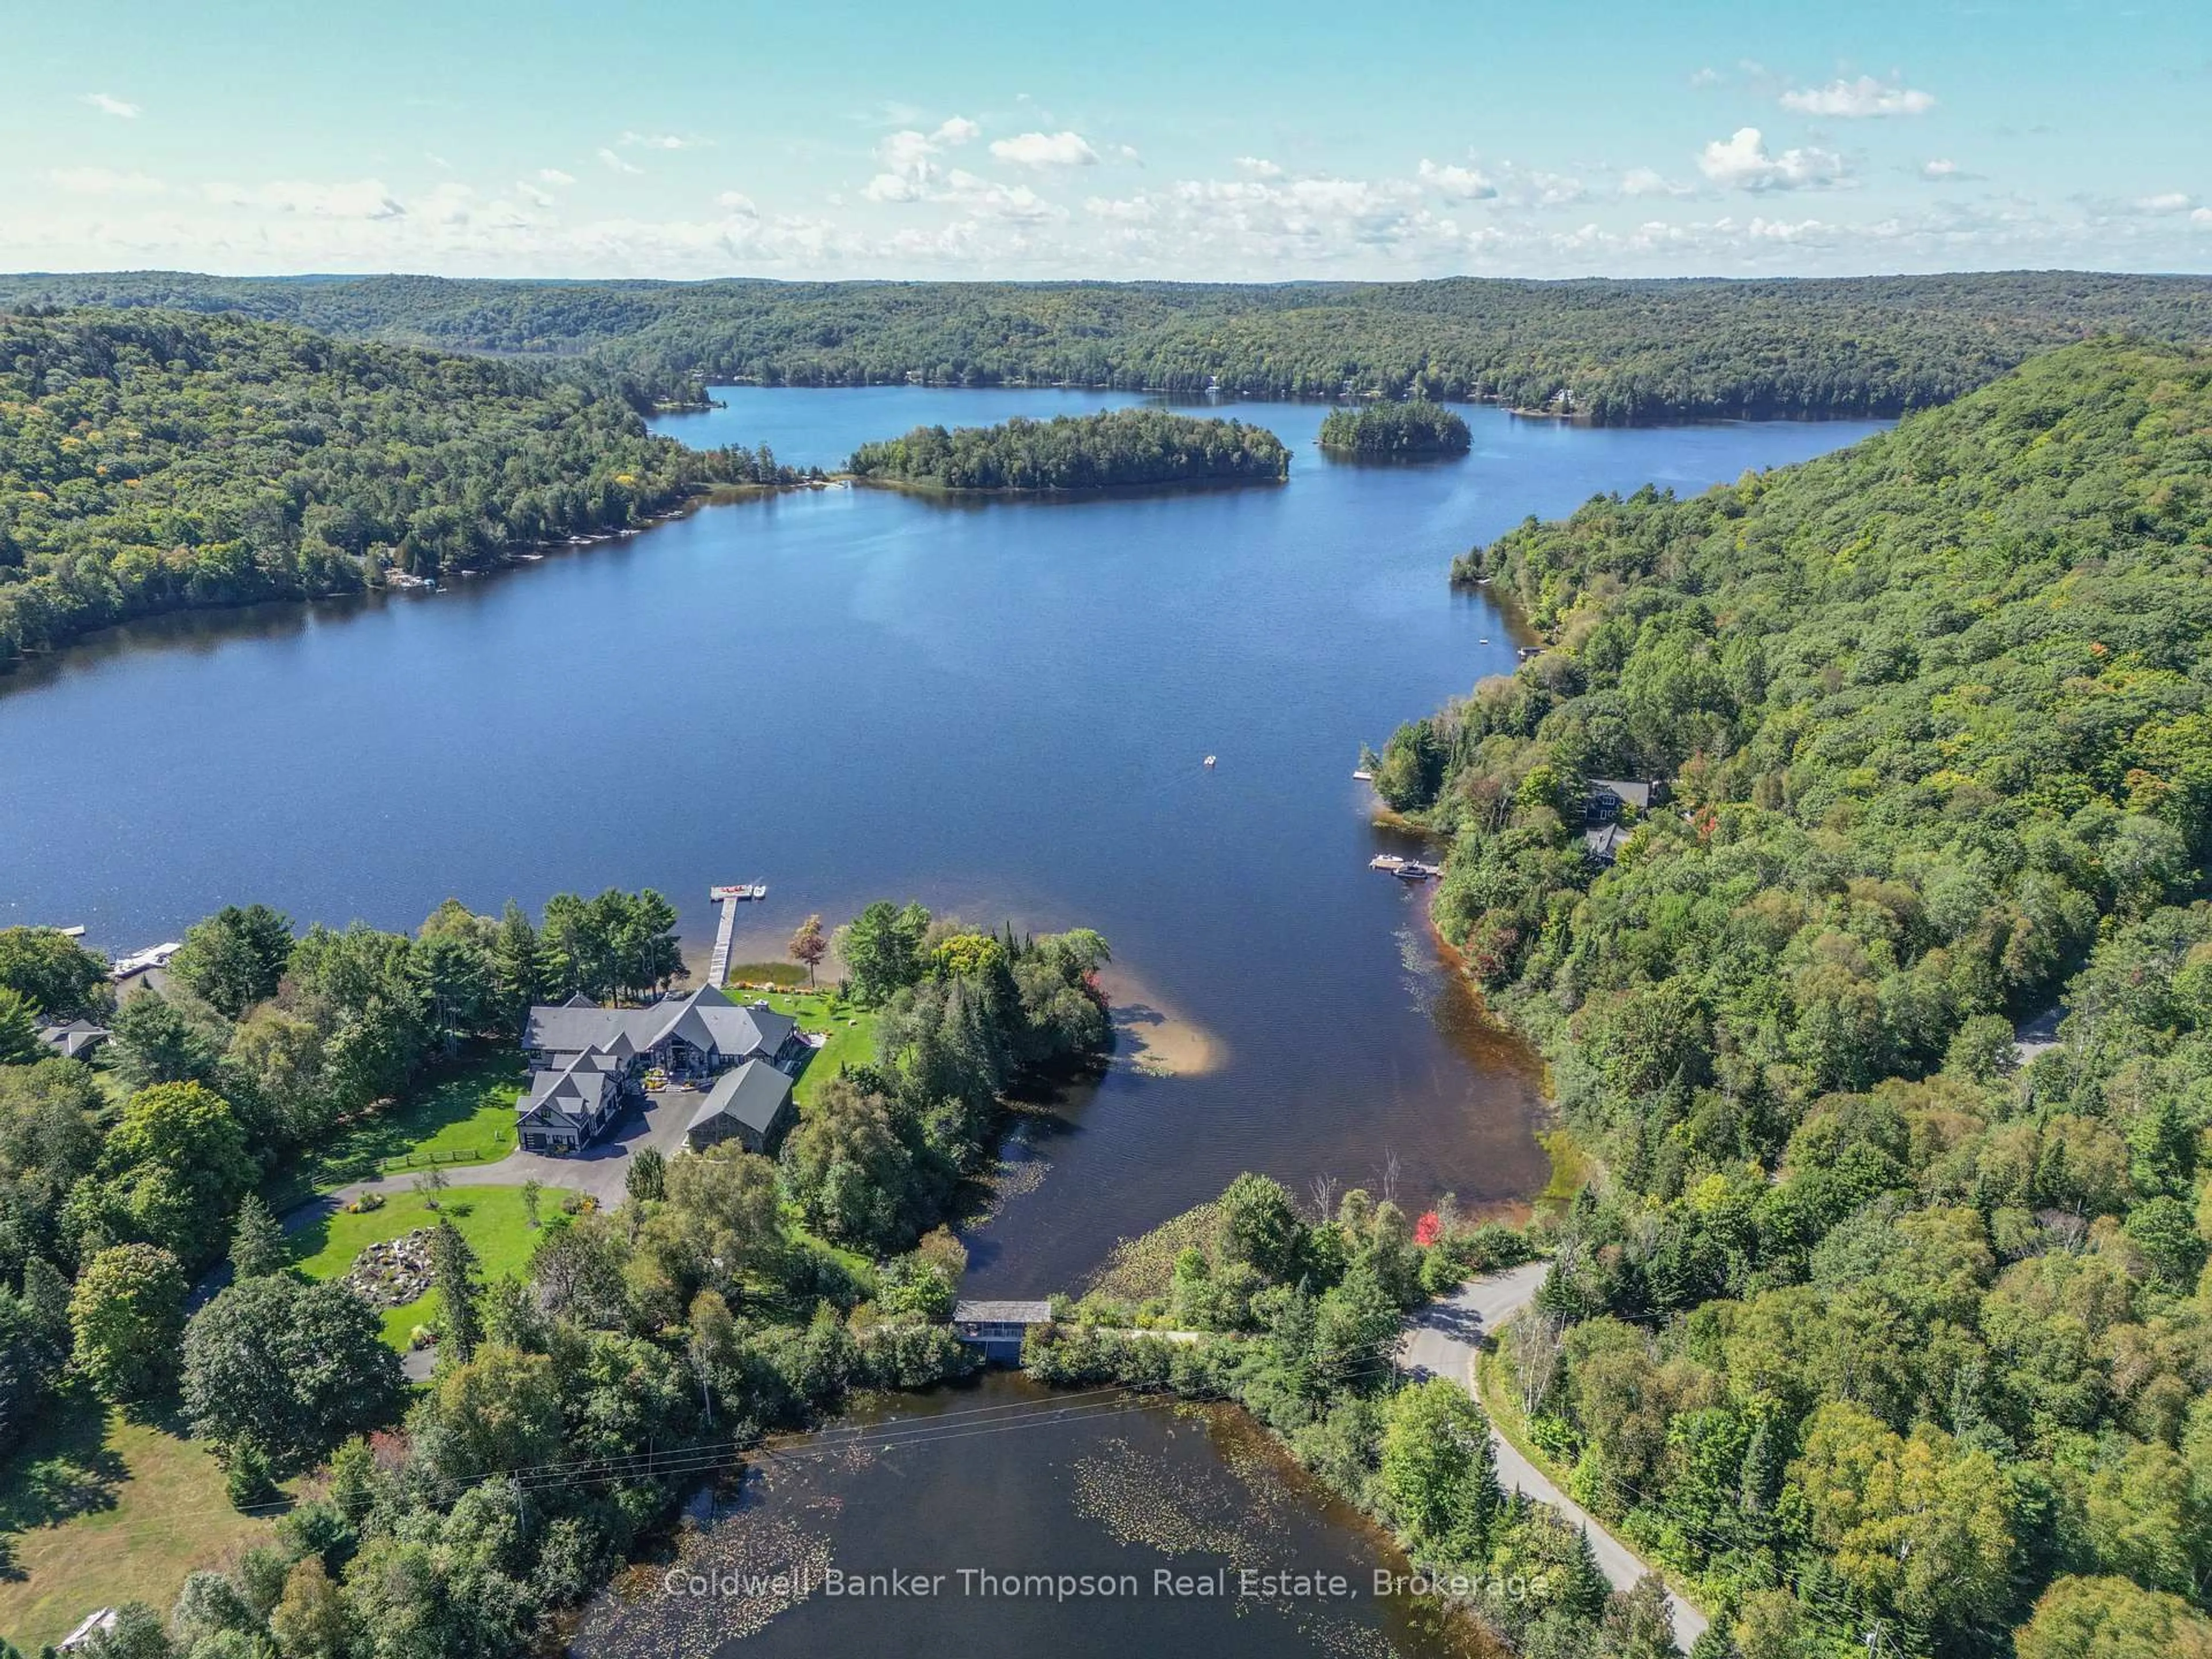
[1922,158,1960,179]
[537,168,577,185]
[1417,160,1497,200]
[50,166,165,196]
[620,131,707,151]
[597,149,643,175]
[2135,191,2194,214]
[1688,66,1721,88]
[717,191,758,214]
[1233,157,1283,179]
[1779,75,1936,117]
[84,92,139,118]
[1698,127,1845,191]
[864,115,982,202]
[203,178,406,219]
[988,130,1099,168]
[2195,207,2212,228]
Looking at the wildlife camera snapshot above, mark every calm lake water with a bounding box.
[0,387,1883,1296]
[578,1372,1498,1659]
[0,386,1884,1656]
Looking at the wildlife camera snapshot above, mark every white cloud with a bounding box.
[1417,159,1497,200]
[863,116,983,203]
[1619,167,1693,199]
[1688,66,1721,88]
[50,166,165,196]
[1922,158,1959,179]
[420,183,478,225]
[620,131,707,151]
[1233,157,1283,179]
[203,178,406,219]
[988,130,1099,168]
[717,190,758,214]
[598,148,643,175]
[2135,191,2194,214]
[536,168,577,186]
[1779,75,1936,118]
[2195,207,2212,228]
[84,92,140,119]
[1698,127,1846,191]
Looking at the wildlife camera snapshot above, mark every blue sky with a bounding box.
[5,0,2207,279]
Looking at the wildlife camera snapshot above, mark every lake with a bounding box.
[0,387,1884,1297]
[0,385,1885,1656]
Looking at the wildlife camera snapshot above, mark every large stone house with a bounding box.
[516,984,806,1153]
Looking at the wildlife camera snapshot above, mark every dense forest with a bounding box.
[0,309,815,670]
[846,407,1290,491]
[5,271,2211,422]
[1319,399,1474,456]
[1362,340,2212,1654]
[0,893,1111,1659]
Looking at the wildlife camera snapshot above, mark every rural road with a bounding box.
[1399,1260,1710,1654]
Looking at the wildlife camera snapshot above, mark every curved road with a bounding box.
[1399,1262,1709,1653]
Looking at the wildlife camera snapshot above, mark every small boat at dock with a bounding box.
[1351,768,1373,782]
[1393,861,1442,881]
[1369,854,1406,872]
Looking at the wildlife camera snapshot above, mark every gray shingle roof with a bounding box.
[686,1058,794,1139]
[525,986,797,1064]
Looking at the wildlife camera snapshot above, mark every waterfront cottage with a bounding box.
[517,983,807,1151]
[683,1058,797,1155]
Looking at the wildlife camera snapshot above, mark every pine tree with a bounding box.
[428,1218,483,1361]
[229,1194,286,1280]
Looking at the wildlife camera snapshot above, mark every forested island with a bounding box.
[1318,399,1472,456]
[845,407,1290,492]
[6,269,2211,423]
[1350,339,2212,1656]
[0,309,811,671]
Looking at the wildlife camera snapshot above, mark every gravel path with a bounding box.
[1400,1261,1709,1653]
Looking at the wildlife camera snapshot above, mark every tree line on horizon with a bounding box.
[4,268,2209,423]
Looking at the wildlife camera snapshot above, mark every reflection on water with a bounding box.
[578,1374,1499,1659]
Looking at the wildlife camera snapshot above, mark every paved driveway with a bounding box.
[284,1082,707,1233]
[1400,1261,1709,1654]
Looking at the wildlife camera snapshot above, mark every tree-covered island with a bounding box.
[1317,399,1473,457]
[845,407,1290,492]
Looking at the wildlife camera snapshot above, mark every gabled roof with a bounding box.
[633,985,797,1060]
[39,1020,111,1059]
[686,1058,794,1140]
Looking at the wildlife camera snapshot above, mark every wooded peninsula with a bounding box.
[1360,339,2212,1657]
[844,407,1290,492]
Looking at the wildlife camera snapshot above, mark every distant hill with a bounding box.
[4,270,2209,423]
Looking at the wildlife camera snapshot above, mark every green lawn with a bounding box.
[268,1050,524,1208]
[719,983,878,1110]
[290,1185,554,1349]
[0,1390,277,1651]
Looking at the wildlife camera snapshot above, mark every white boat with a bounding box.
[1203,755,1217,768]
[1352,769,1373,782]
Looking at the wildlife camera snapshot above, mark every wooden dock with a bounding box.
[705,883,767,988]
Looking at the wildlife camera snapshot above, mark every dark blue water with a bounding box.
[0,390,1885,1293]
